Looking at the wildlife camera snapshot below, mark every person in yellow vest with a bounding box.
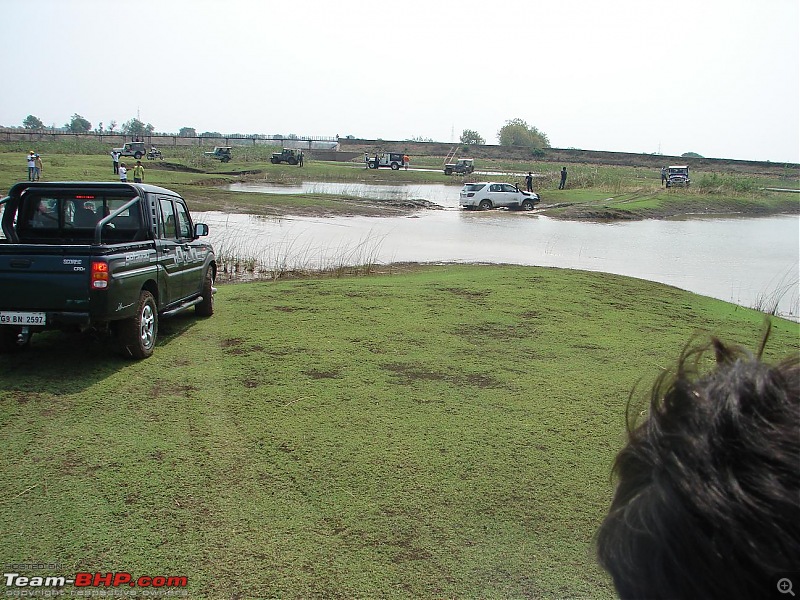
[132,160,145,183]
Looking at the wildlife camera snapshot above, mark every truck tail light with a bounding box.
[91,261,109,289]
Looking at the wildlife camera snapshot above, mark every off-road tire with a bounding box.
[521,200,534,210]
[288,158,297,165]
[196,270,215,317]
[390,163,400,170]
[479,200,492,210]
[134,152,143,159]
[444,168,453,175]
[119,290,158,359]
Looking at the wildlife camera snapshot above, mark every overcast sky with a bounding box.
[1,0,798,163]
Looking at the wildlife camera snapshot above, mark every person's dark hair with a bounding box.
[596,335,800,599]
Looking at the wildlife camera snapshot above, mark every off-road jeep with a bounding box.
[271,148,303,165]
[666,165,690,188]
[444,158,474,176]
[204,147,232,163]
[112,141,147,160]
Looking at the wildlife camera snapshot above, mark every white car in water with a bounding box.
[459,182,540,210]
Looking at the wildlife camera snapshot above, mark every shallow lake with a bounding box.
[204,182,799,319]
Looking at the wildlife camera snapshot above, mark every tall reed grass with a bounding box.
[212,228,388,281]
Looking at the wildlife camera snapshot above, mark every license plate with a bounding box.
[0,311,46,325]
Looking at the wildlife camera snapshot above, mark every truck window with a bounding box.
[160,199,176,238]
[175,203,192,239]
[15,193,142,243]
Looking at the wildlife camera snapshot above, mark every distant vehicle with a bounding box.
[271,148,303,165]
[444,158,474,176]
[112,141,147,160]
[368,152,404,170]
[147,147,163,160]
[666,165,690,188]
[205,147,232,163]
[459,182,540,211]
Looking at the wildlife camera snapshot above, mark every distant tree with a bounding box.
[108,120,117,133]
[23,115,44,130]
[460,129,485,145]
[410,136,434,142]
[681,151,704,158]
[200,131,222,138]
[497,118,550,149]
[179,127,197,137]
[66,113,92,133]
[96,122,103,133]
[122,118,154,137]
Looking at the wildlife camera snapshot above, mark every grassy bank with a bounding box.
[1,141,797,220]
[1,266,798,598]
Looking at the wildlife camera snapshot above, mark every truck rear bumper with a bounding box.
[0,311,93,330]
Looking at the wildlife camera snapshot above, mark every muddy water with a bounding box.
[206,183,799,318]
[227,181,461,207]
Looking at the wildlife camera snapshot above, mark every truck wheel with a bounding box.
[479,200,492,210]
[134,152,143,159]
[521,199,534,210]
[444,168,453,175]
[390,163,400,170]
[196,270,215,317]
[288,158,297,165]
[119,290,158,359]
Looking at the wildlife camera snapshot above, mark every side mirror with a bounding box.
[194,223,209,238]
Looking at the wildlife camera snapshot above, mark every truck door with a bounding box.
[157,197,188,305]
[173,199,206,299]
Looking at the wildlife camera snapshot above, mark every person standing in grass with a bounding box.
[558,167,567,190]
[111,150,121,174]
[132,160,145,183]
[661,166,667,186]
[34,154,43,181]
[27,151,36,181]
[119,163,128,182]
[525,171,533,192]
[596,335,800,600]
[403,154,410,170]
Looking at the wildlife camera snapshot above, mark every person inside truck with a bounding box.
[30,200,57,228]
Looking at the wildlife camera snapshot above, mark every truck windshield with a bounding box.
[15,192,143,243]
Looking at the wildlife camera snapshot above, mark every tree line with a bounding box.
[21,113,554,151]
[20,114,216,139]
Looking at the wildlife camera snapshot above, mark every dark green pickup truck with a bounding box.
[0,182,216,359]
